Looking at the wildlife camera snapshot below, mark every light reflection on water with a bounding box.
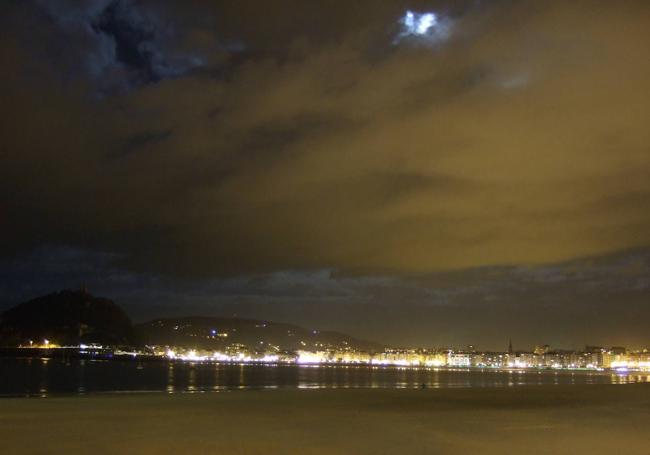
[0,358,648,397]
[611,373,649,384]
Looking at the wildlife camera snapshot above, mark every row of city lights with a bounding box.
[20,340,650,372]
[162,349,650,372]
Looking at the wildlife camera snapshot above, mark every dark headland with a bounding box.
[0,289,381,353]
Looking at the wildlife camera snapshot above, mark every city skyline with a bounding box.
[4,290,647,372]
[1,287,648,353]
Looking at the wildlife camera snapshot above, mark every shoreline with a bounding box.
[0,352,643,374]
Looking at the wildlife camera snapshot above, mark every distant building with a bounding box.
[534,344,550,355]
[447,352,471,367]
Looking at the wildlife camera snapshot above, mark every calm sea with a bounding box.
[1,357,648,396]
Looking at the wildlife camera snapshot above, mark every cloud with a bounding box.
[393,9,453,46]
[29,0,212,92]
[1,0,650,282]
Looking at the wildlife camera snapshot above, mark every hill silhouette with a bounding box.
[136,316,383,352]
[0,290,382,352]
[0,289,134,346]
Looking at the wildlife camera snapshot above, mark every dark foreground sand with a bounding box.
[1,385,649,454]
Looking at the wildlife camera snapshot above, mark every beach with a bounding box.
[1,384,649,454]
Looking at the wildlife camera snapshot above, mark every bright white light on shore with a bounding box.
[261,355,279,363]
[297,351,328,364]
[186,350,201,361]
[212,352,229,361]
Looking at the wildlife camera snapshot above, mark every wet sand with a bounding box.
[1,385,648,454]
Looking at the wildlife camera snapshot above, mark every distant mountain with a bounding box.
[136,317,383,352]
[0,289,134,347]
[0,290,382,352]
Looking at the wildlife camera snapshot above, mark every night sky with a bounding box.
[1,1,649,350]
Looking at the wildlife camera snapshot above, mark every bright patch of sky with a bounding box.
[403,10,438,35]
[394,10,450,45]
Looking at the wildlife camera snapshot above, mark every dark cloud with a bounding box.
[26,0,214,92]
[114,128,173,159]
[1,1,649,345]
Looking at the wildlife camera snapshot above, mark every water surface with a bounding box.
[1,357,647,396]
